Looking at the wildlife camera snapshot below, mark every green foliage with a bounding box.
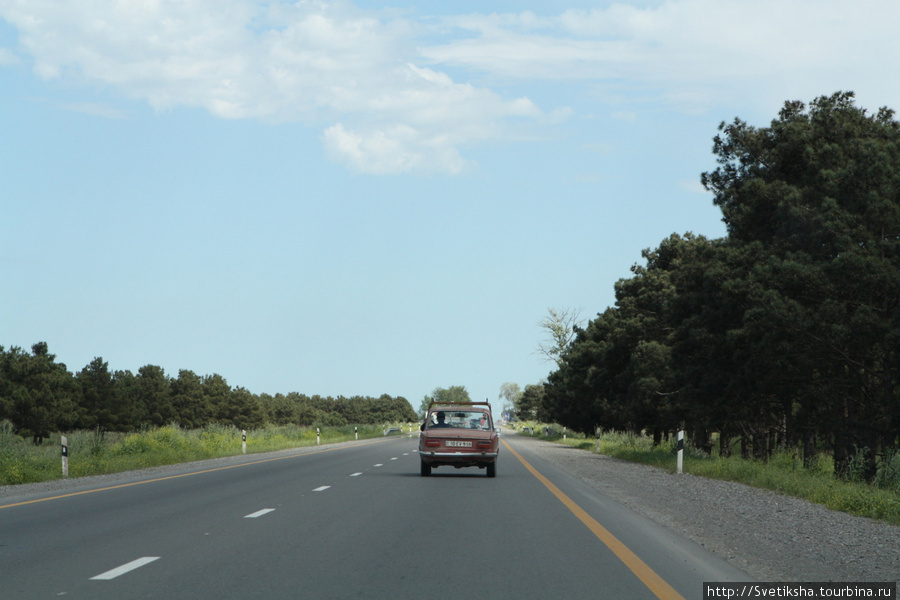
[516,383,546,421]
[0,344,417,438]
[874,450,900,493]
[541,92,900,484]
[0,343,81,442]
[498,382,522,413]
[418,387,473,418]
[430,386,471,405]
[0,422,401,485]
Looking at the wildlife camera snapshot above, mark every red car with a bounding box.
[418,401,499,477]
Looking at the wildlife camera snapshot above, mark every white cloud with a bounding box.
[0,0,550,174]
[322,122,472,175]
[0,46,19,65]
[60,102,128,119]
[423,0,900,112]
[2,0,897,173]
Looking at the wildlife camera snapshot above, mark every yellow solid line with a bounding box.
[503,439,686,600]
[0,438,390,510]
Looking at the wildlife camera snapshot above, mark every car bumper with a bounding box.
[418,450,498,465]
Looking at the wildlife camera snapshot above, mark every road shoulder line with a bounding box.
[502,438,685,600]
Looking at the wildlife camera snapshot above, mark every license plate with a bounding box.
[445,440,472,447]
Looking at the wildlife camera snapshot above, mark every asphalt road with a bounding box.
[0,433,748,599]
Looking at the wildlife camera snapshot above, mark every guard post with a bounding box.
[242,430,247,455]
[61,435,69,478]
[676,430,684,474]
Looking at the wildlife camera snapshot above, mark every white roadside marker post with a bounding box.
[355,426,358,441]
[316,427,320,445]
[242,430,247,455]
[61,435,69,478]
[676,430,684,474]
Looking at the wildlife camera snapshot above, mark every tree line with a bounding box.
[0,342,417,443]
[527,92,900,483]
[417,385,473,416]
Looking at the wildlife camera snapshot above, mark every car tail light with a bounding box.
[425,439,441,448]
[476,440,492,449]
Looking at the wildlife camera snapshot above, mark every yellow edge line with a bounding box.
[503,439,686,600]
[0,437,391,510]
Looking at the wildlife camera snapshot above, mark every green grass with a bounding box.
[0,421,407,486]
[510,422,900,526]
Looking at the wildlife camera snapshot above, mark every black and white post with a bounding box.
[676,430,684,474]
[355,426,358,441]
[61,435,69,478]
[242,430,247,455]
[316,427,320,445]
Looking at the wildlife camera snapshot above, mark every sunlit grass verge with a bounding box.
[0,421,409,486]
[509,422,900,526]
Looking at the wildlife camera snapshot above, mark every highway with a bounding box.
[0,433,748,599]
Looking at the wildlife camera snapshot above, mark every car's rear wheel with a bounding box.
[486,462,496,478]
[420,460,432,476]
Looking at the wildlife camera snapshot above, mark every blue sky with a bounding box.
[2,0,898,406]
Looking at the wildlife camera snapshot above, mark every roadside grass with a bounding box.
[510,422,900,526]
[0,421,409,486]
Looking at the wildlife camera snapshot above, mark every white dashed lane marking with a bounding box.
[90,557,160,581]
[86,449,414,585]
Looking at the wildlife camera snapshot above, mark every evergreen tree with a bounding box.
[702,92,900,479]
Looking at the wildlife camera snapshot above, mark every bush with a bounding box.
[875,450,900,493]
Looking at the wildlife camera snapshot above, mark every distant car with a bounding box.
[418,401,499,477]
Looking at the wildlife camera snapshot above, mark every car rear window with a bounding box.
[426,410,492,430]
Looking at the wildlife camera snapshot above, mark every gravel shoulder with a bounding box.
[507,432,900,584]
